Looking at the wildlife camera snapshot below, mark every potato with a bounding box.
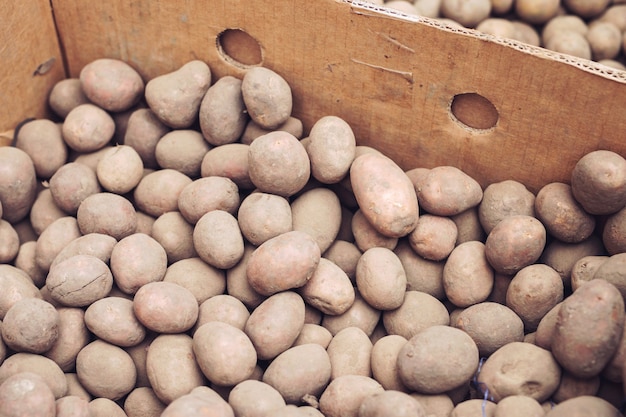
[199,75,248,146]
[356,247,406,310]
[323,240,361,283]
[164,257,226,305]
[515,0,560,24]
[50,233,117,270]
[242,67,292,129]
[244,291,306,360]
[542,14,589,43]
[238,192,292,246]
[370,335,409,392]
[494,395,544,417]
[46,254,113,307]
[306,115,356,184]
[29,189,66,236]
[382,290,449,339]
[150,211,196,263]
[226,243,266,309]
[62,104,116,152]
[124,387,166,417]
[477,342,561,402]
[476,18,517,38]
[0,219,19,263]
[2,297,59,353]
[246,230,320,296]
[195,294,250,332]
[409,394,454,417]
[441,0,491,26]
[293,323,333,348]
[478,180,535,235]
[552,279,625,378]
[35,216,82,272]
[200,143,253,189]
[533,301,562,350]
[133,281,198,333]
[571,150,626,215]
[443,241,494,307]
[84,297,146,347]
[351,152,419,238]
[327,327,372,379]
[248,131,310,197]
[15,119,67,179]
[603,205,626,255]
[161,386,234,417]
[145,60,211,128]
[88,398,127,417]
[506,264,564,331]
[398,325,478,394]
[351,209,398,252]
[571,255,609,291]
[322,291,381,337]
[56,395,91,417]
[358,390,426,417]
[0,265,41,318]
[44,307,90,372]
[228,380,286,417]
[0,146,38,224]
[0,372,56,417]
[144,333,206,404]
[76,192,137,240]
[291,187,342,253]
[564,0,611,18]
[587,21,622,61]
[110,233,167,294]
[511,21,541,46]
[96,145,144,194]
[49,162,101,215]
[546,31,593,60]
[593,253,626,301]
[394,240,445,299]
[541,236,605,289]
[79,58,143,112]
[408,214,457,261]
[552,371,601,403]
[240,116,304,145]
[453,302,524,357]
[193,321,257,387]
[0,352,67,399]
[193,210,244,269]
[64,373,92,402]
[319,375,384,417]
[155,129,211,177]
[124,108,170,169]
[450,400,496,417]
[14,241,46,287]
[48,78,90,118]
[134,169,192,217]
[484,215,546,275]
[544,395,622,417]
[178,176,240,225]
[299,257,355,315]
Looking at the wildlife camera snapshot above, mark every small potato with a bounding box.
[46,254,113,307]
[511,21,541,46]
[552,371,601,403]
[64,373,92,401]
[44,307,90,372]
[77,192,137,240]
[586,21,622,61]
[247,230,321,296]
[160,386,234,417]
[80,58,144,112]
[263,343,332,404]
[0,372,56,417]
[356,247,407,310]
[409,394,454,417]
[291,187,342,253]
[292,323,333,348]
[322,292,381,337]
[2,298,59,353]
[77,340,137,400]
[200,143,253,190]
[244,291,306,360]
[450,400,496,417]
[327,327,372,379]
[398,325,479,394]
[571,150,626,215]
[476,18,517,38]
[545,30,593,60]
[48,78,90,118]
[351,152,419,238]
[151,211,197,263]
[146,334,205,404]
[494,395,544,417]
[35,216,82,272]
[14,241,46,287]
[56,394,91,417]
[440,0,491,26]
[145,60,212,129]
[193,210,244,269]
[62,104,116,152]
[96,145,144,194]
[0,146,38,223]
[195,294,249,332]
[133,281,198,333]
[0,353,67,399]
[178,176,240,224]
[49,162,101,215]
[603,206,626,255]
[0,219,19,263]
[15,119,68,179]
[299,257,355,315]
[358,390,426,417]
[477,342,561,402]
[164,257,226,305]
[84,297,146,347]
[394,240,445,299]
[505,264,564,332]
[199,75,248,146]
[418,166,483,217]
[540,235,605,287]
[484,215,546,275]
[124,387,166,417]
[124,108,171,169]
[563,0,611,18]
[408,214,457,261]
[382,290,449,339]
[109,233,167,294]
[371,335,409,392]
[248,131,310,197]
[534,302,562,350]
[155,129,211,177]
[242,67,292,129]
[478,180,535,235]
[571,255,609,291]
[351,209,398,252]
[535,182,595,242]
[453,302,524,357]
[88,398,127,417]
[542,14,588,43]
[319,375,384,417]
[307,116,356,184]
[226,243,266,309]
[134,169,192,217]
[544,395,622,417]
[29,188,66,236]
[50,233,117,270]
[0,265,42,319]
[451,207,485,245]
[240,117,304,145]
[515,0,560,24]
[443,241,494,308]
[238,192,292,246]
[323,240,362,283]
[593,253,626,300]
[228,380,286,417]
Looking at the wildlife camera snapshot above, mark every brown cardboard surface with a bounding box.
[0,0,66,142]
[9,0,626,190]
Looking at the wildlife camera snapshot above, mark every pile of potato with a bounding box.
[0,56,625,417]
[376,0,626,69]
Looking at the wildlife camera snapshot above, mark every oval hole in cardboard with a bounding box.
[217,29,263,67]
[450,93,498,131]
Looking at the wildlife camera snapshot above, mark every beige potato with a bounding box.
[50,233,117,270]
[450,400,496,417]
[84,296,146,347]
[603,205,626,255]
[46,254,113,307]
[193,210,244,269]
[358,390,426,417]
[322,292,381,337]
[552,371,601,403]
[2,298,59,353]
[540,235,605,287]
[408,214,457,261]
[451,207,485,245]
[238,192,292,246]
[587,21,622,61]
[323,240,361,283]
[48,78,90,118]
[14,241,46,287]
[319,375,384,417]
[382,290,449,339]
[0,147,36,223]
[133,281,198,333]
[478,179,535,234]
[62,104,116,152]
[199,75,248,146]
[195,294,250,332]
[370,335,409,392]
[200,143,253,189]
[134,169,192,217]
[564,0,611,18]
[494,395,544,417]
[0,219,19,263]
[299,257,355,315]
[394,240,445,299]
[151,211,197,263]
[178,176,240,224]
[88,398,127,417]
[443,241,494,308]
[351,209,398,252]
[544,395,622,417]
[511,21,541,46]
[476,18,517,38]
[571,255,609,291]
[49,162,101,215]
[571,150,626,215]
[292,323,333,348]
[164,257,226,305]
[0,265,42,319]
[0,372,56,417]
[228,380,286,417]
[409,394,454,417]
[35,216,82,273]
[291,187,342,253]
[145,60,212,128]
[515,0,560,24]
[64,373,92,402]
[76,192,137,240]
[123,108,170,169]
[155,129,211,177]
[76,341,137,400]
[80,58,144,112]
[124,387,166,417]
[160,386,234,417]
[44,307,90,372]
[125,334,156,389]
[96,145,144,194]
[0,352,67,399]
[542,14,588,43]
[15,119,68,179]
[226,243,266,309]
[593,253,626,300]
[306,115,356,184]
[327,327,372,379]
[56,394,92,417]
[29,188,66,236]
[242,67,292,129]
[441,0,491,26]
[356,247,406,310]
[110,233,168,294]
[240,116,304,144]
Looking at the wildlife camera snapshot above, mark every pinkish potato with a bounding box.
[160,386,234,417]
[193,210,244,269]
[62,104,116,152]
[292,323,333,348]
[49,162,102,215]
[46,254,113,307]
[0,147,38,223]
[327,327,373,379]
[0,265,42,319]
[133,281,199,334]
[50,233,117,270]
[96,145,144,194]
[0,372,56,417]
[371,335,409,392]
[417,165,482,217]
[155,130,211,177]
[540,236,605,287]
[84,297,146,347]
[291,187,342,253]
[123,387,166,417]
[134,169,192,217]
[151,211,197,264]
[351,209,398,252]
[323,240,362,283]
[240,117,304,144]
[478,179,535,235]
[15,119,68,179]
[44,307,90,372]
[394,240,445,299]
[199,75,248,146]
[238,192,292,246]
[0,353,68,399]
[0,219,19,263]
[359,390,427,417]
[228,380,286,417]
[321,292,381,337]
[319,375,384,417]
[382,291,449,340]
[124,108,170,169]
[200,143,253,190]
[80,58,144,112]
[194,294,250,332]
[48,78,90,118]
[356,247,407,310]
[571,150,626,215]
[603,206,626,255]
[2,298,59,353]
[35,216,82,272]
[408,214,458,261]
[226,243,266,310]
[29,188,66,236]
[299,257,355,315]
[443,241,494,308]
[307,116,356,184]
[14,241,46,287]
[76,192,137,240]
[178,176,240,224]
[242,67,292,129]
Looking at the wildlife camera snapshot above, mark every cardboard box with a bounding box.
[2,0,626,191]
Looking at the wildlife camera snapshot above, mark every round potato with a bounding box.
[319,375,384,417]
[292,323,333,348]
[2,298,59,353]
[194,294,249,332]
[540,235,605,288]
[299,257,355,315]
[228,380,286,417]
[494,395,544,417]
[134,169,192,217]
[382,290,449,339]
[62,104,115,152]
[478,180,535,235]
[178,176,240,224]
[226,243,266,309]
[408,214,458,261]
[0,372,56,417]
[351,209,398,252]
[544,395,622,417]
[371,335,409,392]
[96,145,144,194]
[321,291,381,337]
[35,216,82,273]
[592,253,626,300]
[88,397,127,417]
[0,147,38,223]
[0,352,67,399]
[395,240,445,299]
[241,116,304,145]
[76,192,137,240]
[200,143,253,189]
[124,387,166,417]
[291,187,342,253]
[307,115,356,184]
[416,165,482,217]
[358,390,427,417]
[443,241,494,308]
[84,296,146,347]
[155,129,211,177]
[44,307,90,372]
[160,386,233,417]
[15,119,67,179]
[29,188,66,236]
[603,205,626,255]
[199,75,248,146]
[238,192,292,246]
[571,150,626,215]
[49,162,101,215]
[0,265,42,319]
[151,211,197,264]
[164,257,226,305]
[48,78,90,118]
[193,210,244,269]
[109,233,168,294]
[552,371,601,403]
[327,326,373,380]
[80,58,144,112]
[133,281,199,334]
[123,108,170,169]
[46,254,113,307]
[0,220,19,263]
[242,67,292,129]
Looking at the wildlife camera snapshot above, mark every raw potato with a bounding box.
[242,67,292,129]
[356,247,407,310]
[564,0,611,18]
[48,78,90,118]
[319,375,384,417]
[2,298,59,353]
[30,189,66,236]
[15,119,67,179]
[0,352,68,399]
[228,380,286,417]
[124,387,166,417]
[80,58,144,112]
[515,0,560,24]
[593,253,626,300]
[350,152,419,238]
[35,216,82,273]
[382,290,449,339]
[395,240,445,299]
[195,294,249,332]
[160,386,234,417]
[443,241,494,307]
[370,335,409,392]
[124,108,170,169]
[96,145,144,194]
[540,235,605,287]
[477,342,561,402]
[76,340,136,400]
[307,115,356,184]
[451,400,496,417]
[571,150,626,215]
[351,209,398,252]
[109,233,168,294]
[151,211,197,263]
[46,254,113,307]
[133,169,192,217]
[358,390,427,417]
[494,395,544,417]
[56,394,92,417]
[133,281,198,334]
[155,130,211,177]
[397,325,479,394]
[199,75,248,146]
[238,192,292,246]
[586,21,622,61]
[193,210,244,269]
[49,162,102,215]
[476,18,517,38]
[544,395,622,417]
[0,146,38,223]
[44,307,90,372]
[200,143,253,189]
[263,343,332,404]
[164,257,226,305]
[13,241,46,287]
[62,104,116,152]
[0,220,19,263]
[321,293,381,337]
[50,233,117,270]
[0,372,56,417]
[299,257,355,315]
[603,206,626,255]
[84,297,146,347]
[441,0,492,27]
[417,165,483,217]
[324,240,362,283]
[226,243,266,310]
[76,192,137,240]
[291,187,342,253]
[292,323,333,348]
[327,327,372,379]
[552,371,601,403]
[145,60,212,128]
[0,265,42,319]
[89,397,127,417]
[545,31,592,60]
[408,214,457,261]
[478,179,535,234]
[571,255,609,291]
[178,176,240,224]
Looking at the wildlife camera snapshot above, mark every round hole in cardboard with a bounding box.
[450,93,498,131]
[216,29,263,67]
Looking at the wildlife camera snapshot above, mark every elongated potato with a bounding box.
[417,166,482,217]
[443,241,494,308]
[299,257,355,315]
[199,75,248,146]
[356,247,406,311]
[291,187,342,253]
[307,115,356,184]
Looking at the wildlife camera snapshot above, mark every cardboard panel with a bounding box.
[0,0,66,144]
[37,1,626,189]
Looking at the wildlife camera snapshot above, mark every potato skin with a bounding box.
[200,143,253,190]
[2,298,59,353]
[80,58,144,112]
[133,281,198,334]
[319,375,384,417]
[76,192,137,240]
[238,192,292,246]
[160,386,234,417]
[84,297,146,347]
[46,254,113,307]
[356,247,406,311]
[443,241,494,308]
[62,104,116,152]
[382,290,449,340]
[571,150,626,215]
[15,119,68,179]
[417,166,483,217]
[228,380,286,417]
[199,75,248,146]
[307,115,356,184]
[193,210,244,270]
[299,257,355,315]
[327,327,372,380]
[478,180,535,234]
[0,353,68,399]
[291,187,342,253]
[0,372,56,417]
[76,340,136,400]
[178,176,240,224]
[0,146,38,224]
[242,67,292,129]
